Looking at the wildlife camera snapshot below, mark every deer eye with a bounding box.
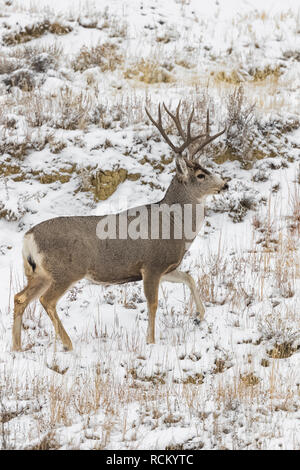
[197,173,205,180]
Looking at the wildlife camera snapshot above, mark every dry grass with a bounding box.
[0,86,150,136]
[288,183,300,238]
[0,69,296,169]
[3,20,72,46]
[107,16,128,39]
[0,43,62,94]
[0,57,19,75]
[0,0,300,450]
[10,42,62,63]
[18,86,93,130]
[212,64,282,85]
[2,205,300,449]
[240,372,260,386]
[86,168,128,201]
[195,192,300,315]
[267,342,299,359]
[72,43,123,73]
[124,58,173,84]
[213,86,299,166]
[27,432,59,450]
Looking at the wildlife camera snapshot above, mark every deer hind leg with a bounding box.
[39,281,73,351]
[13,275,50,351]
[161,270,205,321]
[142,270,161,344]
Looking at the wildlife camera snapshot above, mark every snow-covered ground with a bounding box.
[0,0,300,450]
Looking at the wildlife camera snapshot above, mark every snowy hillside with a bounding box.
[0,0,300,450]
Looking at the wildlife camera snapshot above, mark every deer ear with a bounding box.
[175,157,188,181]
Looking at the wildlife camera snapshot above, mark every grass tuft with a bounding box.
[3,20,72,46]
[72,43,123,73]
[124,59,173,84]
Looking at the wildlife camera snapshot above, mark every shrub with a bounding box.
[72,43,123,72]
[3,69,36,91]
[0,57,19,75]
[214,86,259,165]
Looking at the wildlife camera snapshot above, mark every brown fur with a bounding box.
[13,144,227,350]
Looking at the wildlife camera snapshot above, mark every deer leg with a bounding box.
[13,276,50,351]
[142,270,161,344]
[161,270,205,321]
[40,282,73,351]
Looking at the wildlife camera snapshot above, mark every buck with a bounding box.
[12,102,228,351]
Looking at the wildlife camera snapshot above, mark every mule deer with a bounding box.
[13,102,228,351]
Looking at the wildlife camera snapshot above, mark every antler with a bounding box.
[145,102,206,157]
[190,109,226,160]
[145,103,226,160]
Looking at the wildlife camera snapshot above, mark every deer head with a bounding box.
[145,102,228,200]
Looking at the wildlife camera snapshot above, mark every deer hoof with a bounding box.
[193,316,207,328]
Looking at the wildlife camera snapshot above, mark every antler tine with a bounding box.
[145,102,210,156]
[186,108,210,144]
[190,107,226,160]
[186,107,194,141]
[145,105,179,153]
[206,108,210,137]
[163,102,207,150]
[176,100,181,119]
[163,101,186,141]
[190,127,226,160]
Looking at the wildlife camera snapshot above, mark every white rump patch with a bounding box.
[23,233,45,274]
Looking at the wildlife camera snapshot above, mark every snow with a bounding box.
[0,0,300,451]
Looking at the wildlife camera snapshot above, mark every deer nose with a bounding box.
[222,183,229,190]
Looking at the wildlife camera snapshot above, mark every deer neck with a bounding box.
[161,176,206,206]
[159,176,206,246]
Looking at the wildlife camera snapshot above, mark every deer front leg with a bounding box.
[142,270,161,344]
[161,270,205,321]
